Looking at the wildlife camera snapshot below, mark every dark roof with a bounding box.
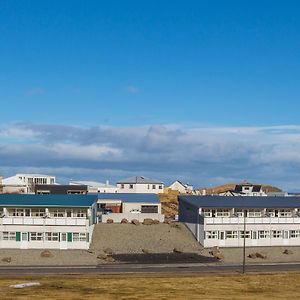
[117,176,163,184]
[95,193,160,204]
[0,194,96,207]
[35,184,87,194]
[179,195,300,209]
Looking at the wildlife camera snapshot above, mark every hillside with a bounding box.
[199,183,282,195]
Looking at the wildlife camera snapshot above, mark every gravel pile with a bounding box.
[90,223,203,254]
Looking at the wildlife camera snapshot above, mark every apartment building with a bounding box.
[3,174,56,194]
[179,195,300,248]
[0,194,97,249]
[70,180,118,193]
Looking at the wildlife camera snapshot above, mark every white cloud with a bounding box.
[1,122,300,190]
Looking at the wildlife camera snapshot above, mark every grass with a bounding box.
[1,272,300,299]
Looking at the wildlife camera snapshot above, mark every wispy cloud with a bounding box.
[26,87,44,96]
[125,85,140,94]
[1,122,300,190]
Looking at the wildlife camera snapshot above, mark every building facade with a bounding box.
[70,180,118,193]
[96,193,164,223]
[117,176,164,194]
[35,184,88,195]
[3,174,56,194]
[179,195,300,248]
[0,194,97,249]
[168,180,193,194]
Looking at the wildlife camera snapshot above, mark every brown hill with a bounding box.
[199,183,282,195]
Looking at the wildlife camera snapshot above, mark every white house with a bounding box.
[179,195,300,248]
[218,182,267,196]
[0,194,97,250]
[117,176,164,194]
[70,180,118,193]
[3,174,56,194]
[96,193,164,223]
[168,180,193,194]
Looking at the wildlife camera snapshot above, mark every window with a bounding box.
[45,232,59,241]
[129,184,134,189]
[215,209,230,217]
[51,210,65,217]
[120,184,124,189]
[240,231,251,239]
[141,205,158,213]
[30,232,43,241]
[252,231,258,239]
[266,209,275,217]
[61,233,67,242]
[31,209,45,217]
[226,231,238,239]
[290,230,300,238]
[66,210,72,218]
[278,210,292,217]
[75,210,86,218]
[12,209,25,217]
[203,209,212,217]
[258,230,270,239]
[205,231,218,239]
[234,210,244,217]
[248,210,262,218]
[2,232,16,241]
[158,185,163,190]
[152,185,156,189]
[50,178,55,184]
[73,233,86,242]
[272,230,282,238]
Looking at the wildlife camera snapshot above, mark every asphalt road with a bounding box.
[1,262,300,275]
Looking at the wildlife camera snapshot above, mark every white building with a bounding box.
[3,174,56,194]
[179,195,300,248]
[117,176,164,194]
[96,193,164,223]
[168,180,193,194]
[70,180,118,193]
[0,194,97,249]
[218,182,267,197]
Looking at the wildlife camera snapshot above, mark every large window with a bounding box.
[31,209,46,217]
[74,210,86,218]
[240,231,251,239]
[226,231,238,239]
[205,231,218,239]
[290,230,300,238]
[73,233,86,242]
[30,232,43,241]
[12,209,30,217]
[45,232,59,241]
[248,210,262,218]
[51,210,65,217]
[141,205,158,213]
[2,232,16,241]
[278,210,292,217]
[215,209,230,217]
[258,231,270,239]
[272,230,282,238]
[202,209,212,217]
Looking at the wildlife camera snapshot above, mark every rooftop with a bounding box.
[117,176,163,184]
[0,194,97,207]
[179,195,300,209]
[95,193,160,204]
[70,180,116,188]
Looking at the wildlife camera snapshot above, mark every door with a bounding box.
[219,231,225,247]
[20,232,29,249]
[60,233,68,249]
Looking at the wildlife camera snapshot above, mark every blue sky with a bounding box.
[1,1,300,190]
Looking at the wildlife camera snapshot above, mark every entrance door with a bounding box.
[60,233,68,249]
[219,231,225,247]
[20,232,29,249]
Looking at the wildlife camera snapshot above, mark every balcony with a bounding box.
[205,217,300,225]
[0,217,88,226]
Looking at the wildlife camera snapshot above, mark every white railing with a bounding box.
[205,217,300,225]
[0,217,88,226]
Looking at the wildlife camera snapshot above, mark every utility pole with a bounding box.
[242,209,246,274]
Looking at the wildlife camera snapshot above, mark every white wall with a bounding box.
[117,183,164,194]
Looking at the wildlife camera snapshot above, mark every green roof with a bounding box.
[0,194,97,207]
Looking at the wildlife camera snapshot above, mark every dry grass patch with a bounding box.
[1,272,300,299]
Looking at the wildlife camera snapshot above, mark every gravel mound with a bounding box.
[90,223,203,254]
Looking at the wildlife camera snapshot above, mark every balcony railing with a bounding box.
[205,217,300,225]
[0,217,88,226]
